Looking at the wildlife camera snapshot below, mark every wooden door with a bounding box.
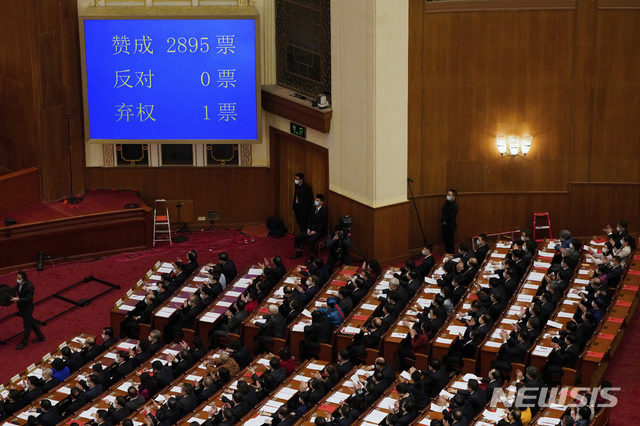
[271,128,329,235]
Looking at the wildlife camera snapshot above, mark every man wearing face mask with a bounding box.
[291,194,328,264]
[604,219,628,250]
[440,189,459,255]
[474,234,490,264]
[12,270,45,350]
[292,172,314,233]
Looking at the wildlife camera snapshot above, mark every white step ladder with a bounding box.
[153,199,172,247]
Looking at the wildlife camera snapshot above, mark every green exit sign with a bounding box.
[290,122,307,138]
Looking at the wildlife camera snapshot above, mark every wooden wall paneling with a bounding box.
[83,166,276,229]
[569,183,640,238]
[0,1,40,174]
[407,0,425,194]
[61,0,86,201]
[590,9,640,183]
[327,191,374,261]
[0,168,40,215]
[568,0,596,183]
[372,202,410,264]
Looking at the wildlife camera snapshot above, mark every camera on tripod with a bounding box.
[339,215,353,233]
[4,218,17,227]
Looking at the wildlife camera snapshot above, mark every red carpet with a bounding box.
[602,302,640,425]
[0,229,300,383]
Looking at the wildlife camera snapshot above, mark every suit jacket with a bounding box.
[417,255,435,279]
[307,206,328,235]
[304,317,332,344]
[380,314,397,333]
[23,387,43,404]
[38,407,63,426]
[82,383,103,402]
[185,260,199,274]
[221,260,238,283]
[336,361,353,377]
[153,366,174,389]
[61,397,85,417]
[64,352,85,373]
[107,406,131,424]
[231,401,250,420]
[149,340,164,355]
[173,270,191,286]
[406,278,422,299]
[484,379,504,401]
[460,388,487,415]
[177,393,198,415]
[41,378,60,393]
[426,367,449,398]
[82,344,104,363]
[101,336,118,351]
[259,313,286,338]
[351,287,368,305]
[228,309,248,333]
[127,299,155,323]
[551,344,580,368]
[475,244,490,263]
[441,199,458,230]
[111,360,135,383]
[125,395,146,411]
[457,267,478,287]
[197,385,218,404]
[14,279,36,314]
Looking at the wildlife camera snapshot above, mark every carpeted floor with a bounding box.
[0,230,636,422]
[0,229,303,383]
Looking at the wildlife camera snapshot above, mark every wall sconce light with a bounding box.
[497,134,532,157]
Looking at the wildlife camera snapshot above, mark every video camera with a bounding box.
[339,215,353,233]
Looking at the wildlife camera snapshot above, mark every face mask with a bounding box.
[17,279,23,285]
[102,334,106,340]
[294,179,300,185]
[148,336,153,342]
[617,226,622,232]
[521,236,525,241]
[446,195,452,201]
[421,249,427,256]
[476,239,480,246]
[570,245,574,250]
[523,246,528,252]
[314,201,320,207]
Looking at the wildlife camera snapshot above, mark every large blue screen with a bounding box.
[83,19,258,142]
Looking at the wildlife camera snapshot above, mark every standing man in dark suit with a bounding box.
[291,194,328,265]
[440,189,459,255]
[292,172,314,234]
[12,270,45,350]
